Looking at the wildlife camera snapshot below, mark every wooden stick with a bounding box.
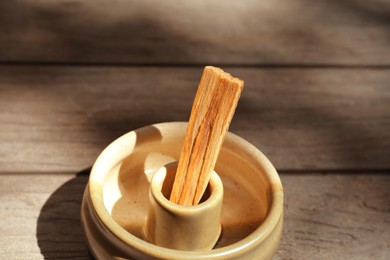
[170,66,244,206]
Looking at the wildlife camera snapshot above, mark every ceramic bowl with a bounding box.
[81,122,283,259]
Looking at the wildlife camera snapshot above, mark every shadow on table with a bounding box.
[36,168,93,259]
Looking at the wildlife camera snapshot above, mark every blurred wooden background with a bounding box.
[0,1,389,259]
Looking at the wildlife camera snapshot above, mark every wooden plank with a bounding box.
[0,172,388,259]
[0,172,91,259]
[0,1,389,65]
[0,66,389,172]
[277,173,390,260]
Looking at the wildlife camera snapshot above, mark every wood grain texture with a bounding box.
[0,172,388,259]
[0,66,389,172]
[0,0,390,65]
[278,173,390,260]
[171,66,244,205]
[0,172,91,259]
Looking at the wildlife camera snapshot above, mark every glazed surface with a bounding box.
[102,132,269,248]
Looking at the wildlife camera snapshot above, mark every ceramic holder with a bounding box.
[80,122,283,259]
[145,162,223,251]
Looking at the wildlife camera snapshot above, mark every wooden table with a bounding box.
[1,1,389,259]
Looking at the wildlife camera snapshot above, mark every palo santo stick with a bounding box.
[170,66,244,206]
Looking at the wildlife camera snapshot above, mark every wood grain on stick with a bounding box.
[170,66,244,206]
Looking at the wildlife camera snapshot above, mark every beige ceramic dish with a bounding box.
[81,122,283,259]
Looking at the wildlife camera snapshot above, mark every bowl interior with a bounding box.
[91,122,280,250]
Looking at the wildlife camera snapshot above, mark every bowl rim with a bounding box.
[88,121,283,259]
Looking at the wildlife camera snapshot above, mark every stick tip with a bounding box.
[204,66,244,90]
